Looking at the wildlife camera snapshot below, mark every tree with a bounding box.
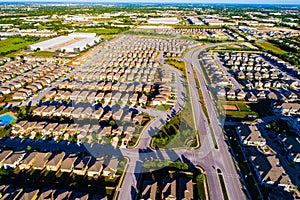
[109,120,116,126]
[26,145,32,151]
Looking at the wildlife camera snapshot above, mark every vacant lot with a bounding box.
[222,101,258,118]
[255,41,287,54]
[0,37,46,56]
[165,59,186,75]
[223,104,238,111]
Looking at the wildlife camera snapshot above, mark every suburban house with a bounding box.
[87,157,105,178]
[16,188,39,200]
[32,152,51,170]
[274,103,300,116]
[179,178,194,200]
[103,158,119,178]
[250,153,295,191]
[73,156,91,176]
[236,123,266,147]
[141,181,157,200]
[46,152,66,171]
[60,154,77,173]
[162,179,177,200]
[19,151,38,170]
[0,150,13,168]
[37,188,55,200]
[2,151,26,169]
[278,135,300,163]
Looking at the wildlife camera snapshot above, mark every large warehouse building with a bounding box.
[29,32,101,53]
[147,17,181,25]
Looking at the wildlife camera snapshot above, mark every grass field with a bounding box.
[80,27,129,35]
[255,41,287,54]
[165,59,186,75]
[27,51,58,57]
[222,101,258,118]
[0,37,46,57]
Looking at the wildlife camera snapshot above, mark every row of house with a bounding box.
[32,104,143,122]
[218,52,299,90]
[0,62,72,99]
[219,88,299,102]
[235,123,296,191]
[0,149,120,179]
[12,115,139,145]
[201,52,231,87]
[11,109,138,140]
[152,84,176,106]
[157,28,242,40]
[59,79,154,92]
[238,26,300,40]
[141,178,193,200]
[48,89,149,106]
[0,57,70,84]
[0,61,39,84]
[12,65,71,100]
[106,35,197,57]
[0,185,104,200]
[73,66,160,83]
[263,53,300,78]
[16,55,70,64]
[220,52,298,81]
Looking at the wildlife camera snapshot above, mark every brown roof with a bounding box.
[0,150,13,162]
[46,152,66,167]
[60,154,77,171]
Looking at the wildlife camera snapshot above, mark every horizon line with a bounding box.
[1,1,300,5]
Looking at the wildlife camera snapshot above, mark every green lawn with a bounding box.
[196,174,207,200]
[0,37,46,56]
[223,101,258,118]
[27,51,58,57]
[165,59,186,75]
[255,41,287,54]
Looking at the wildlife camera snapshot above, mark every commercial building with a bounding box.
[29,32,101,53]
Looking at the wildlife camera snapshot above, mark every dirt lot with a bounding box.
[223,104,238,111]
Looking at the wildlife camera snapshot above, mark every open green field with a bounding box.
[222,101,258,118]
[0,37,46,57]
[255,41,287,54]
[165,59,186,75]
[27,51,58,57]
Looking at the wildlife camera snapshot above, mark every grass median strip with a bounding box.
[218,172,229,200]
[192,67,210,122]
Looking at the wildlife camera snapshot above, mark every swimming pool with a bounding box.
[0,113,16,126]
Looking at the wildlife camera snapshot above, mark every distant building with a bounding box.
[29,32,101,53]
[147,18,181,25]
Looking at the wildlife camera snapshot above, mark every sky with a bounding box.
[3,0,300,4]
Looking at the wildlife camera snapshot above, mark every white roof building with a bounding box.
[147,17,181,25]
[29,32,101,53]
